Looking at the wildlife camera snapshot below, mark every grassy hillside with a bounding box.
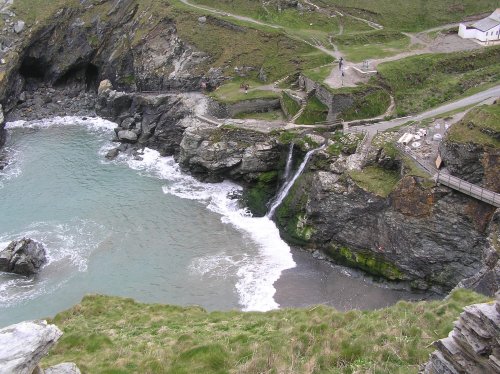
[42,290,489,373]
[377,46,500,116]
[316,0,499,31]
[447,101,500,147]
[7,0,333,84]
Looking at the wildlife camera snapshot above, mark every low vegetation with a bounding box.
[349,166,401,197]
[332,29,410,62]
[234,110,285,121]
[296,96,329,124]
[302,64,334,83]
[447,102,500,147]
[341,86,391,120]
[42,290,489,373]
[281,91,302,119]
[208,80,279,103]
[316,0,499,31]
[378,46,500,116]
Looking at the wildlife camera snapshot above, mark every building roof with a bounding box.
[471,9,500,31]
[472,17,499,31]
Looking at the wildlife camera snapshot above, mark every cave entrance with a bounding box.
[19,57,46,80]
[85,64,99,92]
[54,63,100,92]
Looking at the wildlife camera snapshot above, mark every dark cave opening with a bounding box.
[54,63,100,92]
[19,57,46,79]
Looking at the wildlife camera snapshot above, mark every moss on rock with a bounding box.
[243,171,278,217]
[326,244,405,281]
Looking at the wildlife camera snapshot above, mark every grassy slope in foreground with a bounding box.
[42,290,489,373]
[377,46,500,116]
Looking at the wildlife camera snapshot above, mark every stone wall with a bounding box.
[424,295,500,373]
[299,75,354,121]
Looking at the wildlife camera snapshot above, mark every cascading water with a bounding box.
[267,145,325,218]
[282,143,294,182]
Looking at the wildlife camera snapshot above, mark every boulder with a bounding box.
[117,130,138,143]
[0,238,47,276]
[105,148,120,160]
[97,79,113,96]
[0,320,62,374]
[13,20,25,34]
[120,117,135,130]
[44,363,82,374]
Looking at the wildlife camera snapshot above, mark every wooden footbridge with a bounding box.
[436,172,500,208]
[396,144,500,208]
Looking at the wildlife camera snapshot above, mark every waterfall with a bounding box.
[282,143,294,182]
[267,145,324,218]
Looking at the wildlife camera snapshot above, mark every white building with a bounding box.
[458,9,500,42]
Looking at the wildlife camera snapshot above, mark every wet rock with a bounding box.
[276,168,491,291]
[0,320,62,374]
[0,238,47,276]
[117,130,138,143]
[105,148,120,160]
[121,117,135,130]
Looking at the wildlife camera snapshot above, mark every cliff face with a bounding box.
[275,150,496,292]
[179,125,282,183]
[439,102,500,192]
[0,0,221,112]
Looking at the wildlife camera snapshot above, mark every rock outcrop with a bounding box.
[0,238,47,276]
[97,86,206,156]
[0,0,224,113]
[275,154,494,292]
[179,124,282,182]
[0,320,63,374]
[44,363,82,374]
[424,295,500,373]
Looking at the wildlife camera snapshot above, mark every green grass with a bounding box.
[281,91,302,119]
[296,96,329,124]
[341,87,391,120]
[332,29,410,62]
[41,290,490,373]
[191,0,340,33]
[447,102,500,147]
[316,0,499,31]
[349,166,401,197]
[8,0,78,26]
[303,64,334,83]
[208,80,279,103]
[378,46,500,116]
[234,109,285,121]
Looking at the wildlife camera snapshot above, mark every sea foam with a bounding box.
[123,148,296,311]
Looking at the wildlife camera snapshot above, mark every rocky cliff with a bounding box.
[0,0,223,114]
[424,295,500,373]
[274,143,498,293]
[439,101,500,192]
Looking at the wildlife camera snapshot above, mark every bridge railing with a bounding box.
[437,172,500,208]
[395,143,436,175]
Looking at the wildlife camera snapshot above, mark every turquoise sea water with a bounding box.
[0,117,423,327]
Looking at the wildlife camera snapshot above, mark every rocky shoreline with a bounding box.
[0,0,497,299]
